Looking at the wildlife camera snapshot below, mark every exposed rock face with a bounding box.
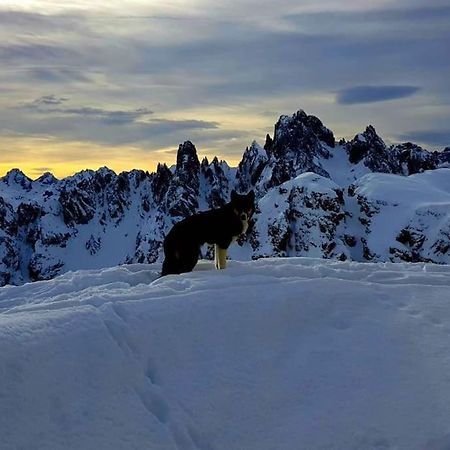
[235,141,268,194]
[437,147,450,167]
[257,110,333,192]
[344,126,446,176]
[200,156,231,209]
[250,174,347,261]
[346,125,391,168]
[0,110,449,287]
[166,141,200,217]
[394,142,436,175]
[2,169,32,191]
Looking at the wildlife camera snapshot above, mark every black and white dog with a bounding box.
[161,190,255,276]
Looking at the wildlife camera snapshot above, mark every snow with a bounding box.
[2,258,450,450]
[320,143,371,186]
[354,169,450,259]
[355,169,450,205]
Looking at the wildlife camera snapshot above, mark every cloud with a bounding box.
[336,86,421,105]
[0,43,79,63]
[30,167,53,174]
[0,1,449,170]
[29,68,92,83]
[24,95,69,107]
[398,130,450,148]
[21,98,154,125]
[56,107,154,125]
[0,10,83,30]
[1,96,222,147]
[18,97,220,131]
[148,118,219,130]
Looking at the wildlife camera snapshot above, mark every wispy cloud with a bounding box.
[0,43,79,63]
[399,130,450,148]
[28,68,92,83]
[46,106,154,125]
[21,97,154,124]
[31,167,53,174]
[336,86,421,105]
[2,96,221,147]
[24,95,69,107]
[149,118,219,129]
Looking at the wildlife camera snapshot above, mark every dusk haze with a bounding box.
[0,0,449,178]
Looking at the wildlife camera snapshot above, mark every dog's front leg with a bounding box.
[214,245,227,269]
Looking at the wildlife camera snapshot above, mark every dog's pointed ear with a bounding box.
[248,190,255,202]
[230,189,238,202]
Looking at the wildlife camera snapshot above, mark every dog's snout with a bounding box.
[240,213,247,221]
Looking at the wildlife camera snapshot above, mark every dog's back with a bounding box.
[161,190,255,276]
[161,207,240,275]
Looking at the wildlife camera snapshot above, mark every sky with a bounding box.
[0,0,449,178]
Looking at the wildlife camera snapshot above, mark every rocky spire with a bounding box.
[256,110,334,192]
[235,141,268,193]
[1,169,33,190]
[166,141,200,217]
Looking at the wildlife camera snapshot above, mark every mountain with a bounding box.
[2,258,450,449]
[1,110,449,286]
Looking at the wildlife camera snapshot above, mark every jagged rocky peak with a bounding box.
[207,155,230,174]
[165,141,200,217]
[438,147,450,166]
[393,142,436,175]
[93,166,118,192]
[255,110,334,192]
[1,168,33,190]
[345,125,402,174]
[268,110,335,157]
[62,169,97,191]
[235,140,268,193]
[151,163,172,205]
[174,140,200,190]
[264,134,273,151]
[347,125,387,164]
[247,140,267,158]
[154,163,172,183]
[211,155,225,167]
[200,155,231,209]
[35,172,58,185]
[126,169,150,189]
[176,140,200,173]
[394,141,425,154]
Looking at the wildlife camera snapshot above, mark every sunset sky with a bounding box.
[0,0,449,178]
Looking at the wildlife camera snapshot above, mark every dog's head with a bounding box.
[230,190,255,222]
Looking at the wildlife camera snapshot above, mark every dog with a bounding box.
[161,190,255,276]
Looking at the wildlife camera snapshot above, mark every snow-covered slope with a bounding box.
[353,169,450,263]
[2,258,450,450]
[1,110,449,286]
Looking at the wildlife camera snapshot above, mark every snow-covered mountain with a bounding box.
[1,110,450,286]
[2,258,450,449]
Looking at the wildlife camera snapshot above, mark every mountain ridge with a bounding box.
[1,109,450,286]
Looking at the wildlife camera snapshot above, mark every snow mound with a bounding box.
[353,169,450,263]
[2,258,450,449]
[354,168,450,204]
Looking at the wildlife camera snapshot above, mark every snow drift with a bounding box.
[2,258,450,450]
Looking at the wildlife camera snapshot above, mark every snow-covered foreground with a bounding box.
[2,258,450,450]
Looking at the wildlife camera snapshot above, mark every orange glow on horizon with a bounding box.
[0,136,243,180]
